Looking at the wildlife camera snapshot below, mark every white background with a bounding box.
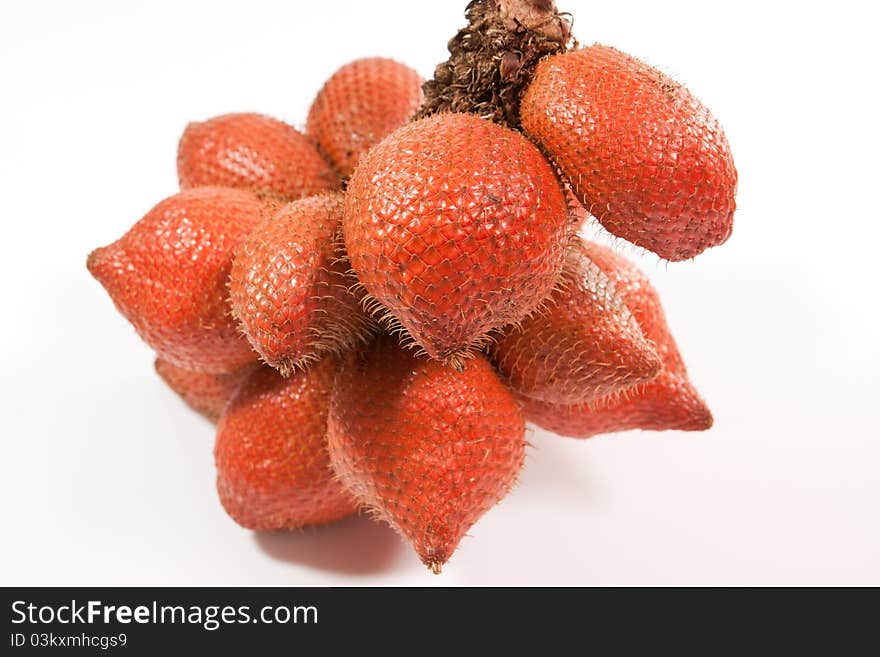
[1,1,877,586]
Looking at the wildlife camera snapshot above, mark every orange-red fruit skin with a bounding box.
[490,238,661,405]
[214,357,357,531]
[177,112,339,200]
[327,337,526,572]
[520,374,712,438]
[521,44,737,261]
[344,113,569,360]
[229,193,370,375]
[154,359,257,422]
[565,187,591,231]
[306,57,424,178]
[521,241,713,438]
[584,241,686,373]
[87,187,269,373]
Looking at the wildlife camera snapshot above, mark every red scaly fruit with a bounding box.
[87,187,270,373]
[215,356,357,531]
[177,112,339,200]
[584,240,686,372]
[489,237,661,405]
[306,57,424,178]
[154,358,258,423]
[327,336,525,573]
[344,112,569,361]
[229,193,372,376]
[520,44,737,261]
[520,374,712,438]
[520,241,713,438]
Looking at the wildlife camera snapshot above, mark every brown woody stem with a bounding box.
[417,0,573,128]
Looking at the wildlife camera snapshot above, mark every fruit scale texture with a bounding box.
[327,337,526,572]
[521,44,737,261]
[519,240,713,437]
[87,187,273,374]
[215,357,357,531]
[178,112,339,200]
[343,112,570,362]
[306,57,424,178]
[228,192,370,376]
[86,0,736,574]
[154,358,257,423]
[490,237,663,405]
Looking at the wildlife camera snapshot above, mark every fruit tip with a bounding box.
[420,546,450,575]
[633,347,663,385]
[86,246,107,280]
[694,401,714,431]
[677,381,714,431]
[86,242,126,291]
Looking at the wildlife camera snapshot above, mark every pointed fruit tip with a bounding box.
[630,346,663,386]
[86,246,111,283]
[86,247,100,274]
[419,545,451,575]
[691,399,714,431]
[676,380,714,431]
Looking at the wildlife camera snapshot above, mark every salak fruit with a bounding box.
[215,357,357,530]
[229,192,371,375]
[521,44,737,261]
[87,187,269,373]
[88,0,735,574]
[306,57,424,177]
[519,240,713,437]
[344,112,569,362]
[327,336,525,573]
[490,238,662,404]
[154,359,258,423]
[178,112,339,200]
